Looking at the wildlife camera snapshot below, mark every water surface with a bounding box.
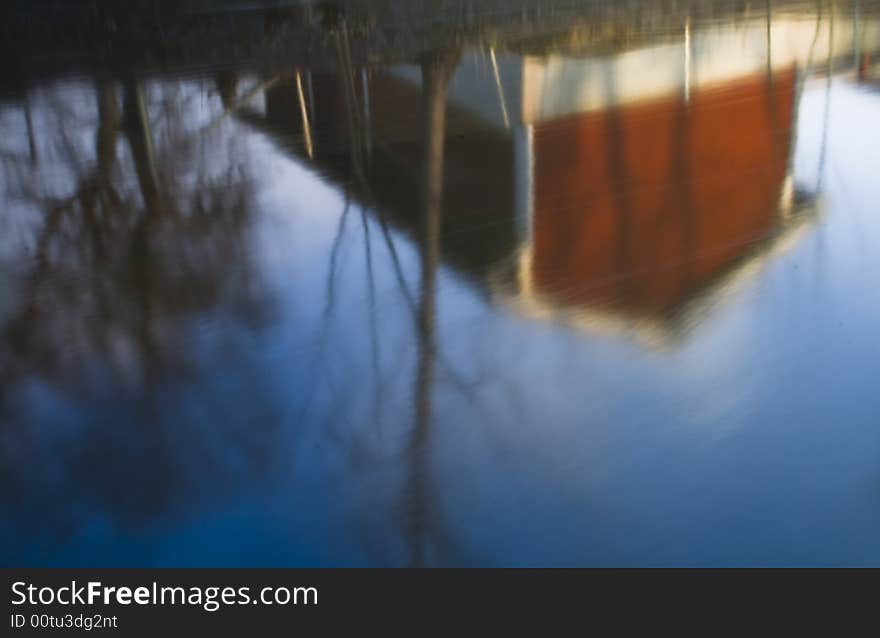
[1,1,879,566]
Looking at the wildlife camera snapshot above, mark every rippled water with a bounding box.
[2,1,879,566]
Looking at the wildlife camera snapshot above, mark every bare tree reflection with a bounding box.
[407,48,461,567]
[0,79,270,559]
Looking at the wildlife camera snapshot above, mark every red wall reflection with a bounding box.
[532,68,797,317]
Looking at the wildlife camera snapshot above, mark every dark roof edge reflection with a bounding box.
[3,0,878,89]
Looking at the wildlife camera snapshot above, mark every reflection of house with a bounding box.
[502,67,816,345]
[238,14,880,343]
[482,13,876,342]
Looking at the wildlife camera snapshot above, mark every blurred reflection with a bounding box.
[255,6,880,345]
[0,78,269,558]
[2,1,880,566]
[496,55,813,345]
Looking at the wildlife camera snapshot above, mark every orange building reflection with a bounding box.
[529,68,798,321]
